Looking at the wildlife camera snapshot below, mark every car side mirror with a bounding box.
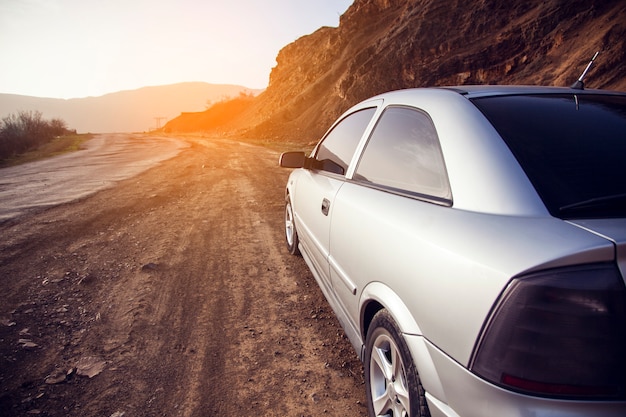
[279,151,306,168]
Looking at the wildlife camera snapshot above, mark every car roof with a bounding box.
[439,85,626,99]
[346,84,626,216]
[367,85,626,101]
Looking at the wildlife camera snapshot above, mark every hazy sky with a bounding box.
[0,0,353,99]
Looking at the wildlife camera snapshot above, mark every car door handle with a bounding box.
[321,198,330,216]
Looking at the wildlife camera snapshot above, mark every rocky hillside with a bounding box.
[165,0,626,143]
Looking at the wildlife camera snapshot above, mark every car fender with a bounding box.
[285,170,300,200]
[360,281,448,403]
[360,281,422,336]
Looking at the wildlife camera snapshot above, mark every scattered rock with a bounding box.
[75,356,106,378]
[18,339,38,348]
[141,263,159,272]
[0,318,16,326]
[45,369,68,385]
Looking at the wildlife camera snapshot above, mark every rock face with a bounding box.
[166,0,626,143]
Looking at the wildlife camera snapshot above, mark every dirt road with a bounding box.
[0,135,366,416]
[0,134,187,221]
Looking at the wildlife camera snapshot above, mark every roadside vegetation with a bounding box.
[0,110,89,167]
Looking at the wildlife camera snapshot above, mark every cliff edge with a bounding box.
[165,0,626,143]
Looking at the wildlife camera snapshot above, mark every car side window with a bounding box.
[354,106,451,202]
[314,108,376,175]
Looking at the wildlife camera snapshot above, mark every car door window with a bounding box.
[354,106,451,203]
[314,108,376,175]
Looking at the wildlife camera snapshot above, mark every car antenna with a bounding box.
[571,51,599,90]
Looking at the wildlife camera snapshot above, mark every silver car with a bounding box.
[279,86,626,417]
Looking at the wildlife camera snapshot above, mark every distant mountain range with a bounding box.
[0,82,262,133]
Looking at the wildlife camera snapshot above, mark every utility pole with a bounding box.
[154,117,167,130]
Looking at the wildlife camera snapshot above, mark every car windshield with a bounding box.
[471,93,626,219]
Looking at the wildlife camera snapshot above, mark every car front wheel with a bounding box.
[365,309,429,417]
[285,195,300,255]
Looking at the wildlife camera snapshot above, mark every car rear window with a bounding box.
[471,94,626,219]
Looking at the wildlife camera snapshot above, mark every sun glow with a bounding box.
[0,0,352,99]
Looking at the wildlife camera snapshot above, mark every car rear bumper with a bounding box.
[404,335,626,417]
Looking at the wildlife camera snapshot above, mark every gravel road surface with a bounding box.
[0,134,365,416]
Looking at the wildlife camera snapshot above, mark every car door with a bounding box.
[293,107,377,290]
[329,105,452,330]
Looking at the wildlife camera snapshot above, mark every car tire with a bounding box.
[365,309,430,417]
[285,195,300,255]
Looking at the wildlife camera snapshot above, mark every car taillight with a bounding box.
[471,263,626,399]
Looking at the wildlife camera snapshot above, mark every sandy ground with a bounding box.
[0,134,366,416]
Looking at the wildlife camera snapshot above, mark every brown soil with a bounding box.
[0,136,366,416]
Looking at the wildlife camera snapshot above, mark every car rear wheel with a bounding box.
[285,195,300,255]
[365,310,429,417]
